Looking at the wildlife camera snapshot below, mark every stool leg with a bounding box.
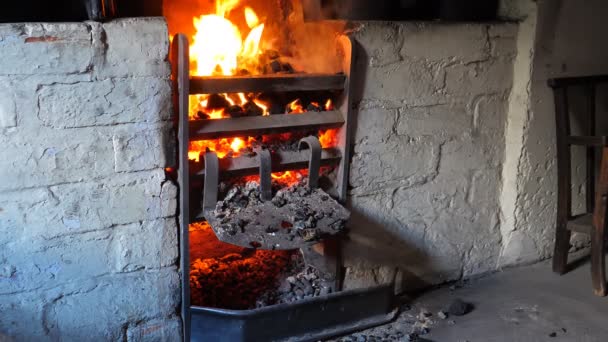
[553,218,572,274]
[553,140,571,274]
[591,147,608,296]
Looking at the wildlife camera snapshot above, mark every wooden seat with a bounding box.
[567,136,608,147]
[567,213,593,234]
[550,75,608,296]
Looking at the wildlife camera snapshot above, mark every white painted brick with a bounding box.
[44,268,180,341]
[161,181,178,218]
[0,22,94,75]
[350,136,439,192]
[354,107,397,145]
[0,170,166,240]
[0,291,46,340]
[100,18,170,77]
[0,83,17,128]
[400,23,489,62]
[362,61,444,106]
[126,317,182,342]
[0,126,116,192]
[113,123,174,172]
[0,230,113,295]
[37,78,172,128]
[112,219,178,272]
[397,103,470,138]
[353,23,403,67]
[444,57,515,97]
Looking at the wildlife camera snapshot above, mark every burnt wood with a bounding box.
[191,148,342,180]
[190,74,347,94]
[190,111,345,140]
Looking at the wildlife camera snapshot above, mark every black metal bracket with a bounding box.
[258,148,273,201]
[298,136,322,189]
[203,151,219,212]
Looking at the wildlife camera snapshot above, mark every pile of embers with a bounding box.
[189,222,333,309]
[210,178,349,247]
[190,247,296,309]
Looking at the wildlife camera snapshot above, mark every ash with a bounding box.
[209,178,349,248]
[256,265,333,307]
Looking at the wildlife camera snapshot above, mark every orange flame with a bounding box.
[190,2,265,76]
[184,1,340,188]
[287,99,304,114]
[244,7,259,28]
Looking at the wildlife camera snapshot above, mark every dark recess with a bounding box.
[1,0,497,22]
[0,0,162,22]
[310,0,499,21]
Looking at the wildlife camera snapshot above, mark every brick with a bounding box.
[0,126,116,192]
[126,317,182,342]
[0,291,46,340]
[0,22,94,75]
[0,230,113,295]
[444,57,514,97]
[353,22,403,67]
[113,122,174,172]
[112,219,178,272]
[100,18,170,78]
[354,107,397,145]
[397,103,470,138]
[44,268,180,341]
[362,61,445,106]
[161,181,178,218]
[0,84,17,128]
[37,78,172,128]
[350,136,439,192]
[400,23,489,62]
[0,170,167,240]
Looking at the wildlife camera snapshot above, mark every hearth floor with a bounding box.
[327,253,608,342]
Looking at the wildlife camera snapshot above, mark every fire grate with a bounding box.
[172,33,397,341]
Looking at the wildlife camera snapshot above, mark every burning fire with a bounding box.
[190,1,264,76]
[185,0,339,185]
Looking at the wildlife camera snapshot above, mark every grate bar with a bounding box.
[190,148,342,179]
[190,111,344,140]
[190,73,346,94]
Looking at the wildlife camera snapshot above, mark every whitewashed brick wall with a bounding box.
[343,22,519,291]
[0,18,180,341]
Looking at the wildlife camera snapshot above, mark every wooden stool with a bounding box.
[549,75,608,296]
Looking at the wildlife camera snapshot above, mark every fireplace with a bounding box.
[1,0,525,340]
[167,1,398,340]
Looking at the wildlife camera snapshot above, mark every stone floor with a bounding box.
[329,254,608,341]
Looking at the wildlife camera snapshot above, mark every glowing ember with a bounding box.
[189,136,257,161]
[319,129,339,147]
